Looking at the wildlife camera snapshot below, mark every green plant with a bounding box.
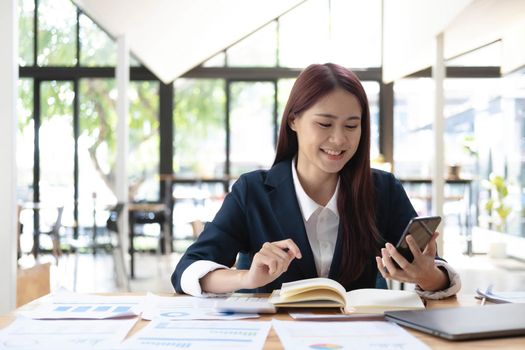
[483,173,512,232]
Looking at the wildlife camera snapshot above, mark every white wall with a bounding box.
[0,0,19,313]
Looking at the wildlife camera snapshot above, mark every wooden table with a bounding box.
[1,294,524,349]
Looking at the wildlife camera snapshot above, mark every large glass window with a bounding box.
[39,81,75,228]
[362,81,380,159]
[79,78,117,229]
[37,0,77,66]
[128,81,160,201]
[18,0,34,66]
[79,13,117,66]
[229,82,276,177]
[226,21,277,67]
[17,79,34,203]
[450,75,525,238]
[277,78,295,129]
[392,77,524,237]
[174,79,226,178]
[393,78,434,178]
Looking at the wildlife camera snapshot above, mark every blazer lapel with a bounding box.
[266,160,317,279]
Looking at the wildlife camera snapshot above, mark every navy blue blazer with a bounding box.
[172,159,417,294]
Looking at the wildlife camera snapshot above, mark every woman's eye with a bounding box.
[318,122,330,128]
[346,125,358,129]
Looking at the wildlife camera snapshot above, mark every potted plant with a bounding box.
[482,173,512,258]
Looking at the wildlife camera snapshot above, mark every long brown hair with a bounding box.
[274,63,381,285]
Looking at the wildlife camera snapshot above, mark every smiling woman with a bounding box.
[171,63,461,299]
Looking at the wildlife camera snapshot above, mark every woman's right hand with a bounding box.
[241,239,302,289]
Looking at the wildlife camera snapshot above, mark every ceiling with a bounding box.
[73,0,305,84]
[73,0,525,84]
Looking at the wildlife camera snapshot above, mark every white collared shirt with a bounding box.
[291,158,339,278]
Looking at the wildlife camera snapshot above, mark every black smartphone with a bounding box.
[395,215,442,263]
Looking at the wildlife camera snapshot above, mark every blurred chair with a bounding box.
[38,206,64,263]
[128,199,173,278]
[16,204,23,260]
[190,219,205,239]
[375,273,388,289]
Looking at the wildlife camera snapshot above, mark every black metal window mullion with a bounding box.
[32,78,41,257]
[159,81,174,201]
[225,80,231,193]
[273,80,278,148]
[73,78,80,239]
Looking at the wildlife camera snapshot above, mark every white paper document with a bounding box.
[120,319,271,349]
[0,317,137,350]
[17,292,144,319]
[476,286,525,303]
[141,293,259,320]
[272,320,430,350]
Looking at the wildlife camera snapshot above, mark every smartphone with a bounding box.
[395,215,442,263]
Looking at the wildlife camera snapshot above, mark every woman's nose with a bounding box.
[329,127,347,145]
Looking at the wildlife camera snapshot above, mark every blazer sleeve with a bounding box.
[374,171,418,244]
[171,175,251,293]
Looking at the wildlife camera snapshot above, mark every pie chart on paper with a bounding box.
[309,344,343,350]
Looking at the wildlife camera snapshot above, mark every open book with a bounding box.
[269,277,425,314]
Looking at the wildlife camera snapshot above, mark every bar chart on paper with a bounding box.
[121,320,272,349]
[17,293,143,319]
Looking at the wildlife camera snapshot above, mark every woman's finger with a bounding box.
[385,243,410,271]
[405,234,424,260]
[262,242,289,260]
[422,231,439,256]
[255,252,279,275]
[272,239,302,259]
[376,256,389,279]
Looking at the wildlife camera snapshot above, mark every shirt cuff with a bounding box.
[414,259,462,300]
[180,260,229,297]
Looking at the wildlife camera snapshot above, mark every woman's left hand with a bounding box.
[375,232,449,291]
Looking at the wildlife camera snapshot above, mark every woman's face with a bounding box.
[289,88,362,180]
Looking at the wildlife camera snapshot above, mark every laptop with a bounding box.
[384,303,525,340]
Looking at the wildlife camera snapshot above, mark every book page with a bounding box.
[280,277,346,299]
[269,290,343,307]
[277,289,345,305]
[344,289,425,314]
